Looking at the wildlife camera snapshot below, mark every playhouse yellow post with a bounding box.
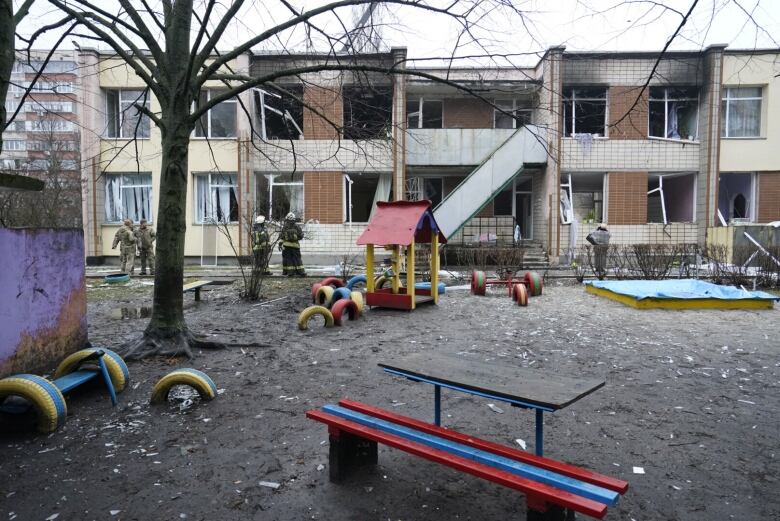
[366,244,375,293]
[407,241,416,309]
[431,234,439,304]
[391,245,400,294]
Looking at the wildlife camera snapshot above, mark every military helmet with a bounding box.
[255,215,266,224]
[285,212,296,221]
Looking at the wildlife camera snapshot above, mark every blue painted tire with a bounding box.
[54,347,130,393]
[150,368,217,405]
[0,374,67,433]
[331,287,351,304]
[105,273,130,284]
[345,275,367,290]
[414,282,446,295]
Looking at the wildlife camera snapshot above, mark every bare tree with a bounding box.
[0,0,33,155]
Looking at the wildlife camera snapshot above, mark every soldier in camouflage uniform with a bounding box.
[280,212,306,277]
[251,215,272,275]
[112,218,138,275]
[135,218,156,275]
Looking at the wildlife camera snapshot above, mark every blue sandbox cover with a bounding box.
[585,279,779,301]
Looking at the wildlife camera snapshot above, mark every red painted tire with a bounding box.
[319,277,345,288]
[311,283,323,302]
[514,283,528,306]
[524,271,543,297]
[331,299,360,326]
[471,271,486,296]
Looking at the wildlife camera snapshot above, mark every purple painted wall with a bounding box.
[0,229,87,378]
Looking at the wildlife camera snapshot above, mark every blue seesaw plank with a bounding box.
[53,370,100,393]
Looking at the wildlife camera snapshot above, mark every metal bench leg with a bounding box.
[434,384,441,426]
[527,503,575,521]
[328,427,378,483]
[97,356,118,407]
[194,288,201,301]
[535,409,544,456]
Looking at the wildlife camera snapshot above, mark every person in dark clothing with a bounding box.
[586,223,611,280]
[280,212,306,277]
[252,215,272,275]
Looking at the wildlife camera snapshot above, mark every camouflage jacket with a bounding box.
[112,225,137,250]
[136,227,156,249]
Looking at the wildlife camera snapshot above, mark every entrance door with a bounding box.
[514,178,533,240]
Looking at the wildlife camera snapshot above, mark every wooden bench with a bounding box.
[307,399,628,520]
[183,280,212,301]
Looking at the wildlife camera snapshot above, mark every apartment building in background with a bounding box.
[4,46,777,264]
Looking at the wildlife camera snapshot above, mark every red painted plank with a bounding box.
[307,410,608,519]
[338,399,629,495]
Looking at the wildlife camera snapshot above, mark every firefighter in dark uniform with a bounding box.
[280,212,306,277]
[252,215,272,275]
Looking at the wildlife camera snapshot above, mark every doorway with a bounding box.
[514,178,533,240]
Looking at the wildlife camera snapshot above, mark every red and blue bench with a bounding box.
[307,399,628,520]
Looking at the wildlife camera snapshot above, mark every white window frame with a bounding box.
[647,173,698,224]
[3,139,26,151]
[563,88,608,137]
[25,119,75,132]
[493,99,532,129]
[104,173,154,224]
[23,101,74,113]
[195,173,239,224]
[106,89,151,139]
[648,87,700,142]
[252,88,303,141]
[262,173,304,220]
[407,97,443,129]
[194,89,238,139]
[721,87,763,139]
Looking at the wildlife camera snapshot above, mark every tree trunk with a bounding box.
[0,0,15,155]
[122,112,222,359]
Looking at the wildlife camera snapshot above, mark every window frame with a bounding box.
[256,173,304,221]
[648,87,700,142]
[721,87,763,139]
[194,89,238,139]
[194,172,239,224]
[493,99,532,129]
[562,87,608,137]
[105,89,151,139]
[104,173,155,224]
[406,97,443,129]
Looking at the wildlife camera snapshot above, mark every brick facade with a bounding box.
[303,85,343,139]
[304,171,343,224]
[443,98,494,129]
[608,86,648,140]
[607,172,648,224]
[757,172,780,223]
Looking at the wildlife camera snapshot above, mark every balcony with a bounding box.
[561,138,700,172]
[406,128,516,166]
[251,139,392,173]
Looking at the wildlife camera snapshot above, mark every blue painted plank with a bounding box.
[322,404,619,507]
[54,370,99,393]
[382,368,555,412]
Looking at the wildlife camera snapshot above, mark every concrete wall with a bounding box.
[0,229,87,378]
[406,128,515,166]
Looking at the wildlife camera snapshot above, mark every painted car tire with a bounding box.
[514,283,529,306]
[525,271,543,297]
[54,347,129,393]
[311,283,323,302]
[331,287,352,305]
[374,275,388,289]
[345,275,367,290]
[297,305,335,330]
[319,277,345,288]
[331,299,360,326]
[0,374,67,433]
[349,291,365,313]
[471,271,486,296]
[315,285,335,308]
[414,282,446,295]
[149,368,217,405]
[105,273,130,284]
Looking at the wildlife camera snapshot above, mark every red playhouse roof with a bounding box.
[356,200,447,246]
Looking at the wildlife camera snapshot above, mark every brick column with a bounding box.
[608,86,649,140]
[304,171,344,224]
[757,172,780,223]
[391,47,407,201]
[607,172,648,224]
[699,45,726,242]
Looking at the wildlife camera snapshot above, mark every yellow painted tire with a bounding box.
[374,275,388,289]
[0,374,67,433]
[149,368,217,405]
[311,283,323,302]
[54,348,129,393]
[350,291,365,313]
[315,285,335,308]
[298,305,335,330]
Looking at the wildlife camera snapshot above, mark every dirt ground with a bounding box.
[1,276,779,521]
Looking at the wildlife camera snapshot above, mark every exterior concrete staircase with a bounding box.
[432,125,548,240]
[518,240,549,270]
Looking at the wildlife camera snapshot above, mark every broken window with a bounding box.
[493,187,513,215]
[344,173,388,222]
[105,173,153,223]
[195,173,238,223]
[560,173,605,224]
[256,173,304,221]
[343,86,392,139]
[721,87,762,138]
[647,173,696,223]
[649,87,699,140]
[494,99,533,129]
[195,89,237,138]
[406,98,442,129]
[254,85,304,140]
[106,89,150,138]
[423,177,443,206]
[718,172,755,223]
[563,87,607,137]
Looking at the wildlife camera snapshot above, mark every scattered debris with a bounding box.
[515,438,527,450]
[487,403,504,414]
[633,467,645,475]
[258,481,280,490]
